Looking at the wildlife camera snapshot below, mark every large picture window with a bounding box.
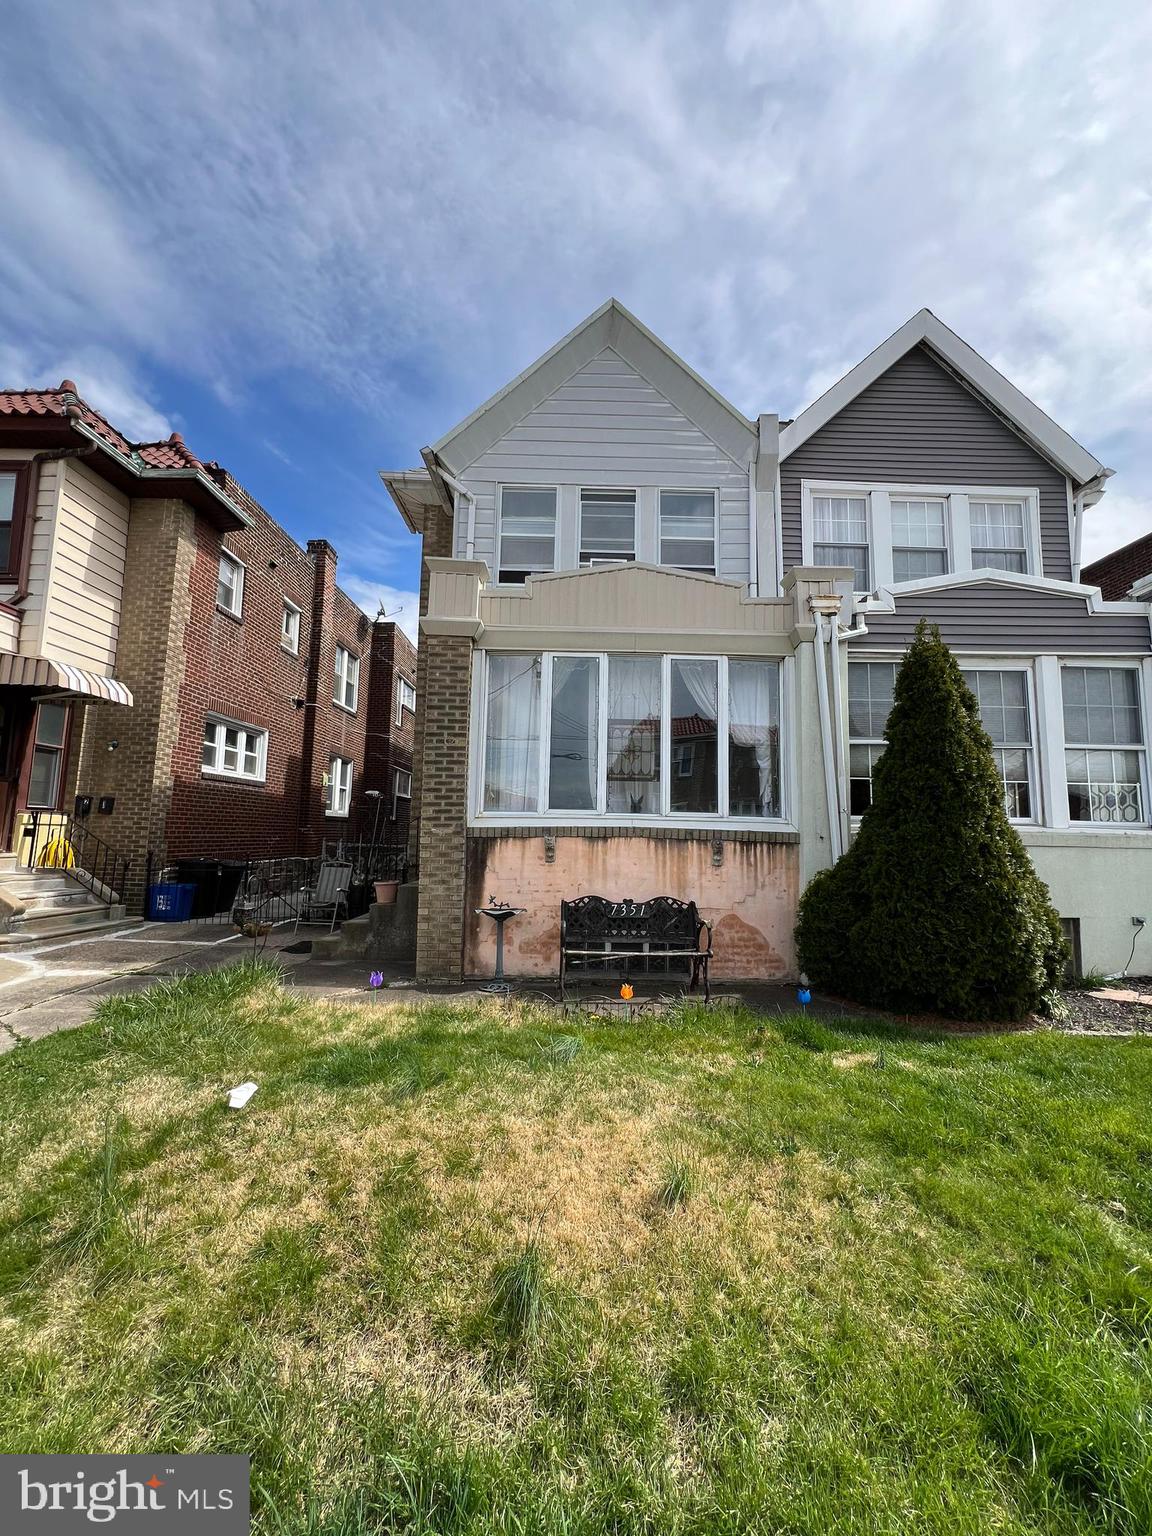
[1062,666,1145,824]
[481,652,783,820]
[497,487,557,583]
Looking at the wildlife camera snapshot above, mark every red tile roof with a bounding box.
[0,383,204,471]
[1082,531,1152,600]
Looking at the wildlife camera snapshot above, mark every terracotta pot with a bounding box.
[374,880,399,906]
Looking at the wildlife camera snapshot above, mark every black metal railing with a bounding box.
[320,821,417,886]
[22,812,131,914]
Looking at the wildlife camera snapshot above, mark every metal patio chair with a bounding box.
[294,860,352,934]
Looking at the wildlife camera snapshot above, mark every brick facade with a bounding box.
[414,633,472,980]
[1082,531,1152,601]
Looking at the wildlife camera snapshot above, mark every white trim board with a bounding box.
[779,309,1107,488]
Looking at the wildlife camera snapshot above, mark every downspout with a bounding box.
[436,465,476,560]
[828,611,846,851]
[810,607,842,861]
[747,461,758,597]
[1073,470,1113,585]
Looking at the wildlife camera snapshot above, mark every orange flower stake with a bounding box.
[620,983,634,1000]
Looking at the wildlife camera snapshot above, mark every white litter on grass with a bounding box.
[227,1081,258,1109]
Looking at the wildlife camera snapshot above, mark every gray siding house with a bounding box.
[385,301,1152,982]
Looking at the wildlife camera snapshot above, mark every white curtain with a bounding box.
[729,660,779,812]
[484,655,540,811]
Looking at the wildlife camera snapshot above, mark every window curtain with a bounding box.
[484,655,541,811]
[728,661,779,814]
[607,656,661,812]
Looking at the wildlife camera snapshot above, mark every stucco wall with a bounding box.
[463,833,800,981]
[1019,829,1152,975]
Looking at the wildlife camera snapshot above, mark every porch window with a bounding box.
[217,551,245,616]
[497,487,557,583]
[961,669,1035,819]
[28,702,70,810]
[847,662,895,814]
[334,645,359,712]
[327,756,353,817]
[891,498,948,582]
[202,717,267,782]
[813,495,869,591]
[580,489,636,565]
[970,501,1028,572]
[481,652,782,820]
[1062,666,1145,823]
[660,491,716,573]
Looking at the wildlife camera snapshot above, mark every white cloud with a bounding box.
[1082,490,1152,568]
[0,341,171,441]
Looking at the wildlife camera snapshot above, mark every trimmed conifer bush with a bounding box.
[796,621,1068,1020]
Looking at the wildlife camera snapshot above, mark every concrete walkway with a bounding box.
[0,919,402,1053]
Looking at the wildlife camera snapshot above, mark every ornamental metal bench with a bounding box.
[559,895,713,1002]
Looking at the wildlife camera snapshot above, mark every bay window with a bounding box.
[660,491,717,573]
[480,652,783,820]
[813,495,869,591]
[580,489,636,565]
[1062,666,1145,824]
[891,498,947,582]
[0,465,28,579]
[498,487,556,583]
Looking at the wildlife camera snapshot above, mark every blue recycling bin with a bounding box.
[147,882,196,922]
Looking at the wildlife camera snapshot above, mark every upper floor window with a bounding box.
[217,551,245,617]
[891,499,947,582]
[1062,666,1145,824]
[334,645,359,712]
[393,767,412,814]
[327,755,353,817]
[202,716,267,782]
[497,487,556,583]
[659,491,716,574]
[396,676,416,724]
[0,465,29,580]
[970,501,1027,572]
[281,600,301,655]
[813,495,869,591]
[580,489,636,565]
[480,651,782,821]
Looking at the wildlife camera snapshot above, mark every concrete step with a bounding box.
[3,903,130,940]
[0,871,113,911]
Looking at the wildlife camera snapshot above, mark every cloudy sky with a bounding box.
[3,0,1151,632]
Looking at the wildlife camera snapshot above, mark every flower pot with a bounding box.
[374,880,399,906]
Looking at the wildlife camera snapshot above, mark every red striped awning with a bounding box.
[0,653,133,704]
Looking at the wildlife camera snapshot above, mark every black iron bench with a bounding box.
[559,895,713,1002]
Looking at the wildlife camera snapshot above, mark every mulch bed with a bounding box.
[1057,978,1152,1034]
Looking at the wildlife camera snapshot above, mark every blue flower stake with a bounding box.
[797,971,812,1013]
[369,969,384,1003]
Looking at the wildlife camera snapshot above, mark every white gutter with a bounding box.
[437,466,477,560]
[747,462,758,597]
[828,611,846,851]
[811,610,843,861]
[1072,470,1114,584]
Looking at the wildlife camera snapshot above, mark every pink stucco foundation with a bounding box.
[464,833,799,981]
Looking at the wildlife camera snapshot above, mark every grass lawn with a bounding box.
[2,964,1152,1534]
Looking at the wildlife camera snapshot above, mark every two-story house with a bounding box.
[384,301,1152,983]
[0,384,416,934]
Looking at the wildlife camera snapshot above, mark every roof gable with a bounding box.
[779,309,1106,487]
[433,299,756,474]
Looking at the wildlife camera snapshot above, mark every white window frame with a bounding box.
[890,496,951,584]
[216,551,245,617]
[801,481,1042,590]
[281,599,301,655]
[1055,659,1150,829]
[658,488,719,574]
[471,648,792,829]
[201,714,268,783]
[496,484,559,585]
[396,675,416,725]
[334,645,360,713]
[327,755,354,818]
[579,487,638,567]
[393,767,412,816]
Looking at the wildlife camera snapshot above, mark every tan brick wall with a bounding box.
[415,631,473,980]
[69,497,197,907]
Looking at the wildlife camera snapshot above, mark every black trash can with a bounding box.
[171,858,247,918]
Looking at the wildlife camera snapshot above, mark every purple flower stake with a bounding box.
[369,969,384,1003]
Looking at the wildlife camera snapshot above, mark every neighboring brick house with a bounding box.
[384,300,1152,983]
[0,384,415,922]
[1083,531,1152,602]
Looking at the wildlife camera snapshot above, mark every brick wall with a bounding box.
[415,633,473,980]
[364,620,417,829]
